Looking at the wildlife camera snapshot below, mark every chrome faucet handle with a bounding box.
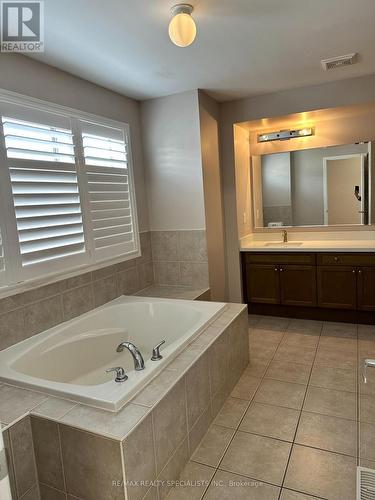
[363,359,375,384]
[151,340,166,361]
[106,367,128,382]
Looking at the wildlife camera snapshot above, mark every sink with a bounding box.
[265,242,303,248]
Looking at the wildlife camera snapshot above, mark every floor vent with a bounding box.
[321,53,357,70]
[358,466,375,499]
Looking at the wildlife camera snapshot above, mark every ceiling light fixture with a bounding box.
[258,128,314,143]
[168,4,196,47]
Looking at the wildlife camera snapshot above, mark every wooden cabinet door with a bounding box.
[358,267,375,311]
[280,265,317,307]
[317,266,357,309]
[246,264,280,304]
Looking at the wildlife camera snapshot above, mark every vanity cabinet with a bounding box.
[244,253,317,308]
[317,266,357,309]
[242,251,375,324]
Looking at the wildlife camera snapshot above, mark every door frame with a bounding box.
[322,154,367,225]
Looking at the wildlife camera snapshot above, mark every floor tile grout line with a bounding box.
[277,320,323,499]
[200,318,289,500]
[214,322,290,479]
[356,323,361,467]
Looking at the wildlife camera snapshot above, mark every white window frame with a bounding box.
[0,88,141,297]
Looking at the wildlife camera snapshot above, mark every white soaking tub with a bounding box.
[0,296,226,411]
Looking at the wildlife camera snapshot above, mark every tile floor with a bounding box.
[165,315,375,500]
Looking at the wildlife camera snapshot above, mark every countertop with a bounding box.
[240,237,375,252]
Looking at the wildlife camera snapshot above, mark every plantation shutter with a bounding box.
[80,121,139,262]
[1,111,87,279]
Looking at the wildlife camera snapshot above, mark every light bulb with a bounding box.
[168,4,196,47]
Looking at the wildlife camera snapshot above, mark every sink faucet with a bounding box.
[282,230,288,243]
[116,342,145,371]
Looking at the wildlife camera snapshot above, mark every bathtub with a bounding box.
[0,296,226,411]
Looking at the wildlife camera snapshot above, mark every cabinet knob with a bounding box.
[274,268,278,272]
[334,256,339,262]
[352,269,356,274]
[280,268,284,272]
[358,270,362,274]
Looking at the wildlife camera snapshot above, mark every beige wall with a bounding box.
[141,90,206,231]
[221,74,375,302]
[0,54,149,232]
[198,91,226,300]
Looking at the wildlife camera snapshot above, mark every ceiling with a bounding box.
[30,0,375,102]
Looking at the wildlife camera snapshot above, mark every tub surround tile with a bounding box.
[62,284,94,321]
[20,484,40,500]
[178,231,208,262]
[186,353,211,430]
[131,368,179,407]
[31,398,78,421]
[180,263,209,288]
[0,309,26,351]
[8,417,38,498]
[0,232,157,352]
[61,402,148,440]
[39,483,67,500]
[208,334,229,395]
[0,304,249,500]
[151,231,179,262]
[188,404,213,457]
[122,413,156,500]
[117,266,140,295]
[137,262,154,290]
[60,424,124,500]
[150,230,209,288]
[0,385,48,425]
[152,378,188,473]
[3,428,17,499]
[24,295,63,337]
[31,417,65,491]
[153,262,181,285]
[136,285,208,300]
[93,275,118,307]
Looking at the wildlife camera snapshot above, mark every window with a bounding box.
[0,95,140,289]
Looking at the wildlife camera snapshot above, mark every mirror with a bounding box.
[252,143,371,228]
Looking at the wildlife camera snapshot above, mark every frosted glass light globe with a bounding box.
[168,7,196,47]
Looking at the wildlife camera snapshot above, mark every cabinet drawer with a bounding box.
[317,253,375,266]
[244,252,316,266]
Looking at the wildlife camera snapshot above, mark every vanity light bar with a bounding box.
[258,128,314,143]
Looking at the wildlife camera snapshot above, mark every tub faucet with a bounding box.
[282,230,288,243]
[116,342,145,371]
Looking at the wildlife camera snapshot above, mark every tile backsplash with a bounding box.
[0,232,154,351]
[151,230,209,288]
[0,230,210,351]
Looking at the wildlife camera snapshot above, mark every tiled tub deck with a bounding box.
[1,303,248,500]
